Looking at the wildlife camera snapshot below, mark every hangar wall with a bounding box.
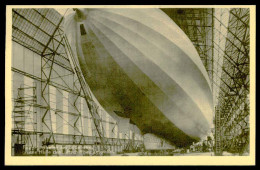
[11,40,143,155]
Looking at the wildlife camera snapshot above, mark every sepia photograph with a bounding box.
[5,5,255,165]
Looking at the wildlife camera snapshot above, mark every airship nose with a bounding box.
[73,8,87,22]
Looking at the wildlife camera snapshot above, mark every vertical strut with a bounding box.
[64,34,107,151]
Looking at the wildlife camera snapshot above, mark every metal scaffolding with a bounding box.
[163,8,250,155]
[215,8,250,155]
[11,8,143,156]
[63,33,108,151]
[12,83,37,155]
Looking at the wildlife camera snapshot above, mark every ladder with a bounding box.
[12,84,37,155]
[215,109,222,155]
[63,35,107,151]
[13,85,37,134]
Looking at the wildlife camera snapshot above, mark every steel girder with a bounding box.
[215,8,250,154]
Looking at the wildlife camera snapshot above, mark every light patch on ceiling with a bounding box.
[55,8,74,17]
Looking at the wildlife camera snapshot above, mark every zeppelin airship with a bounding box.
[64,8,213,148]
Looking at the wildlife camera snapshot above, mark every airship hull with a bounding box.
[64,8,213,147]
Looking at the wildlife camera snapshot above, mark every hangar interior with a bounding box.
[11,8,250,156]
